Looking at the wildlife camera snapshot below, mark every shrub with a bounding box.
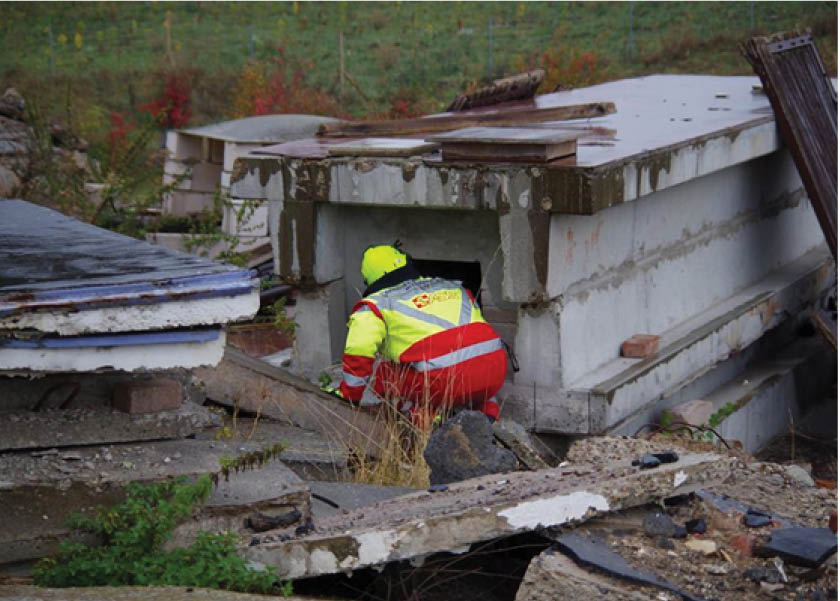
[33,476,283,594]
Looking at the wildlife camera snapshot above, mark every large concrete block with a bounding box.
[190,161,223,192]
[223,199,268,236]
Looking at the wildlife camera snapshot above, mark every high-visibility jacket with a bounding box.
[339,277,505,403]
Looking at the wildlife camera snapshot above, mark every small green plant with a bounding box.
[33,476,281,593]
[272,297,297,337]
[34,445,293,593]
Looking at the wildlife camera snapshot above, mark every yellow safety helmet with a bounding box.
[361,245,408,286]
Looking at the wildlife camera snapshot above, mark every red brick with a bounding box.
[112,378,183,414]
[620,334,661,358]
[728,534,756,557]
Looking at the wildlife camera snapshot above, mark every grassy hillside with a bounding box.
[0,1,835,213]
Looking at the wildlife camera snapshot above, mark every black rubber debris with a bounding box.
[743,508,773,528]
[685,518,707,534]
[652,451,679,464]
[554,532,711,601]
[755,526,838,568]
[632,453,662,469]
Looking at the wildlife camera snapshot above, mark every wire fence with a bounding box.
[1,2,834,116]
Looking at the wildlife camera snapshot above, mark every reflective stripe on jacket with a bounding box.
[339,277,503,402]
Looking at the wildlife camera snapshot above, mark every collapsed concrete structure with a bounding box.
[149,114,337,258]
[226,75,834,452]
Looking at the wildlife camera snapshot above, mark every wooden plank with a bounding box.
[318,102,616,138]
[742,30,837,261]
[427,126,579,144]
[430,127,578,163]
[440,140,576,163]
[327,137,439,158]
[193,346,388,458]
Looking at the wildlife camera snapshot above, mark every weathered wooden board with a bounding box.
[318,102,616,138]
[428,127,578,163]
[743,30,837,260]
[194,346,388,458]
[327,137,439,157]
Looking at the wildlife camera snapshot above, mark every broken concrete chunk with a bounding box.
[668,400,714,427]
[756,526,838,567]
[246,452,733,580]
[492,418,550,470]
[784,464,816,488]
[684,539,717,555]
[553,533,710,601]
[424,410,517,485]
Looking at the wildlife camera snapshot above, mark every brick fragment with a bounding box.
[729,533,756,557]
[620,334,660,358]
[112,378,183,414]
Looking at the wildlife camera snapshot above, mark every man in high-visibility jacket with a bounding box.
[337,244,507,423]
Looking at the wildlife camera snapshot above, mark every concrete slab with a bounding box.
[246,451,734,579]
[193,419,349,482]
[0,585,336,601]
[307,481,418,520]
[0,200,259,338]
[193,347,388,458]
[0,402,220,452]
[516,550,653,601]
[0,438,310,566]
[534,247,834,434]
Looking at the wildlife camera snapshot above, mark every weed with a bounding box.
[32,475,283,593]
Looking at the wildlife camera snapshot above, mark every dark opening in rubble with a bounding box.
[291,532,551,601]
[412,259,482,306]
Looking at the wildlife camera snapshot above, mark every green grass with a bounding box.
[1,2,836,151]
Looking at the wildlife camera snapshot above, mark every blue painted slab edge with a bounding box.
[0,328,221,349]
[0,270,258,317]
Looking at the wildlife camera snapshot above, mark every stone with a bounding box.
[684,539,717,555]
[112,378,183,414]
[0,88,24,121]
[729,534,756,557]
[668,399,714,427]
[492,418,550,470]
[0,164,20,197]
[620,333,660,358]
[744,566,782,584]
[784,464,816,487]
[756,526,838,567]
[423,410,517,485]
[655,536,675,550]
[642,512,677,537]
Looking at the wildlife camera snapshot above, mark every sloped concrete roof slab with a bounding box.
[0,200,259,336]
[177,114,338,144]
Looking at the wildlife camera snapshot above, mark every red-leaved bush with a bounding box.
[141,75,191,129]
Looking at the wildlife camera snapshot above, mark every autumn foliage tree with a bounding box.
[141,75,192,129]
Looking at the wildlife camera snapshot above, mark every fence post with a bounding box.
[249,23,254,58]
[749,1,755,31]
[626,2,635,61]
[339,30,345,104]
[48,21,55,78]
[487,16,494,77]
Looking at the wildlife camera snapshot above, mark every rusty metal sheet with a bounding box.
[743,30,838,260]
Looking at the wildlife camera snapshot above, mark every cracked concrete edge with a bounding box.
[514,550,653,601]
[246,453,735,579]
